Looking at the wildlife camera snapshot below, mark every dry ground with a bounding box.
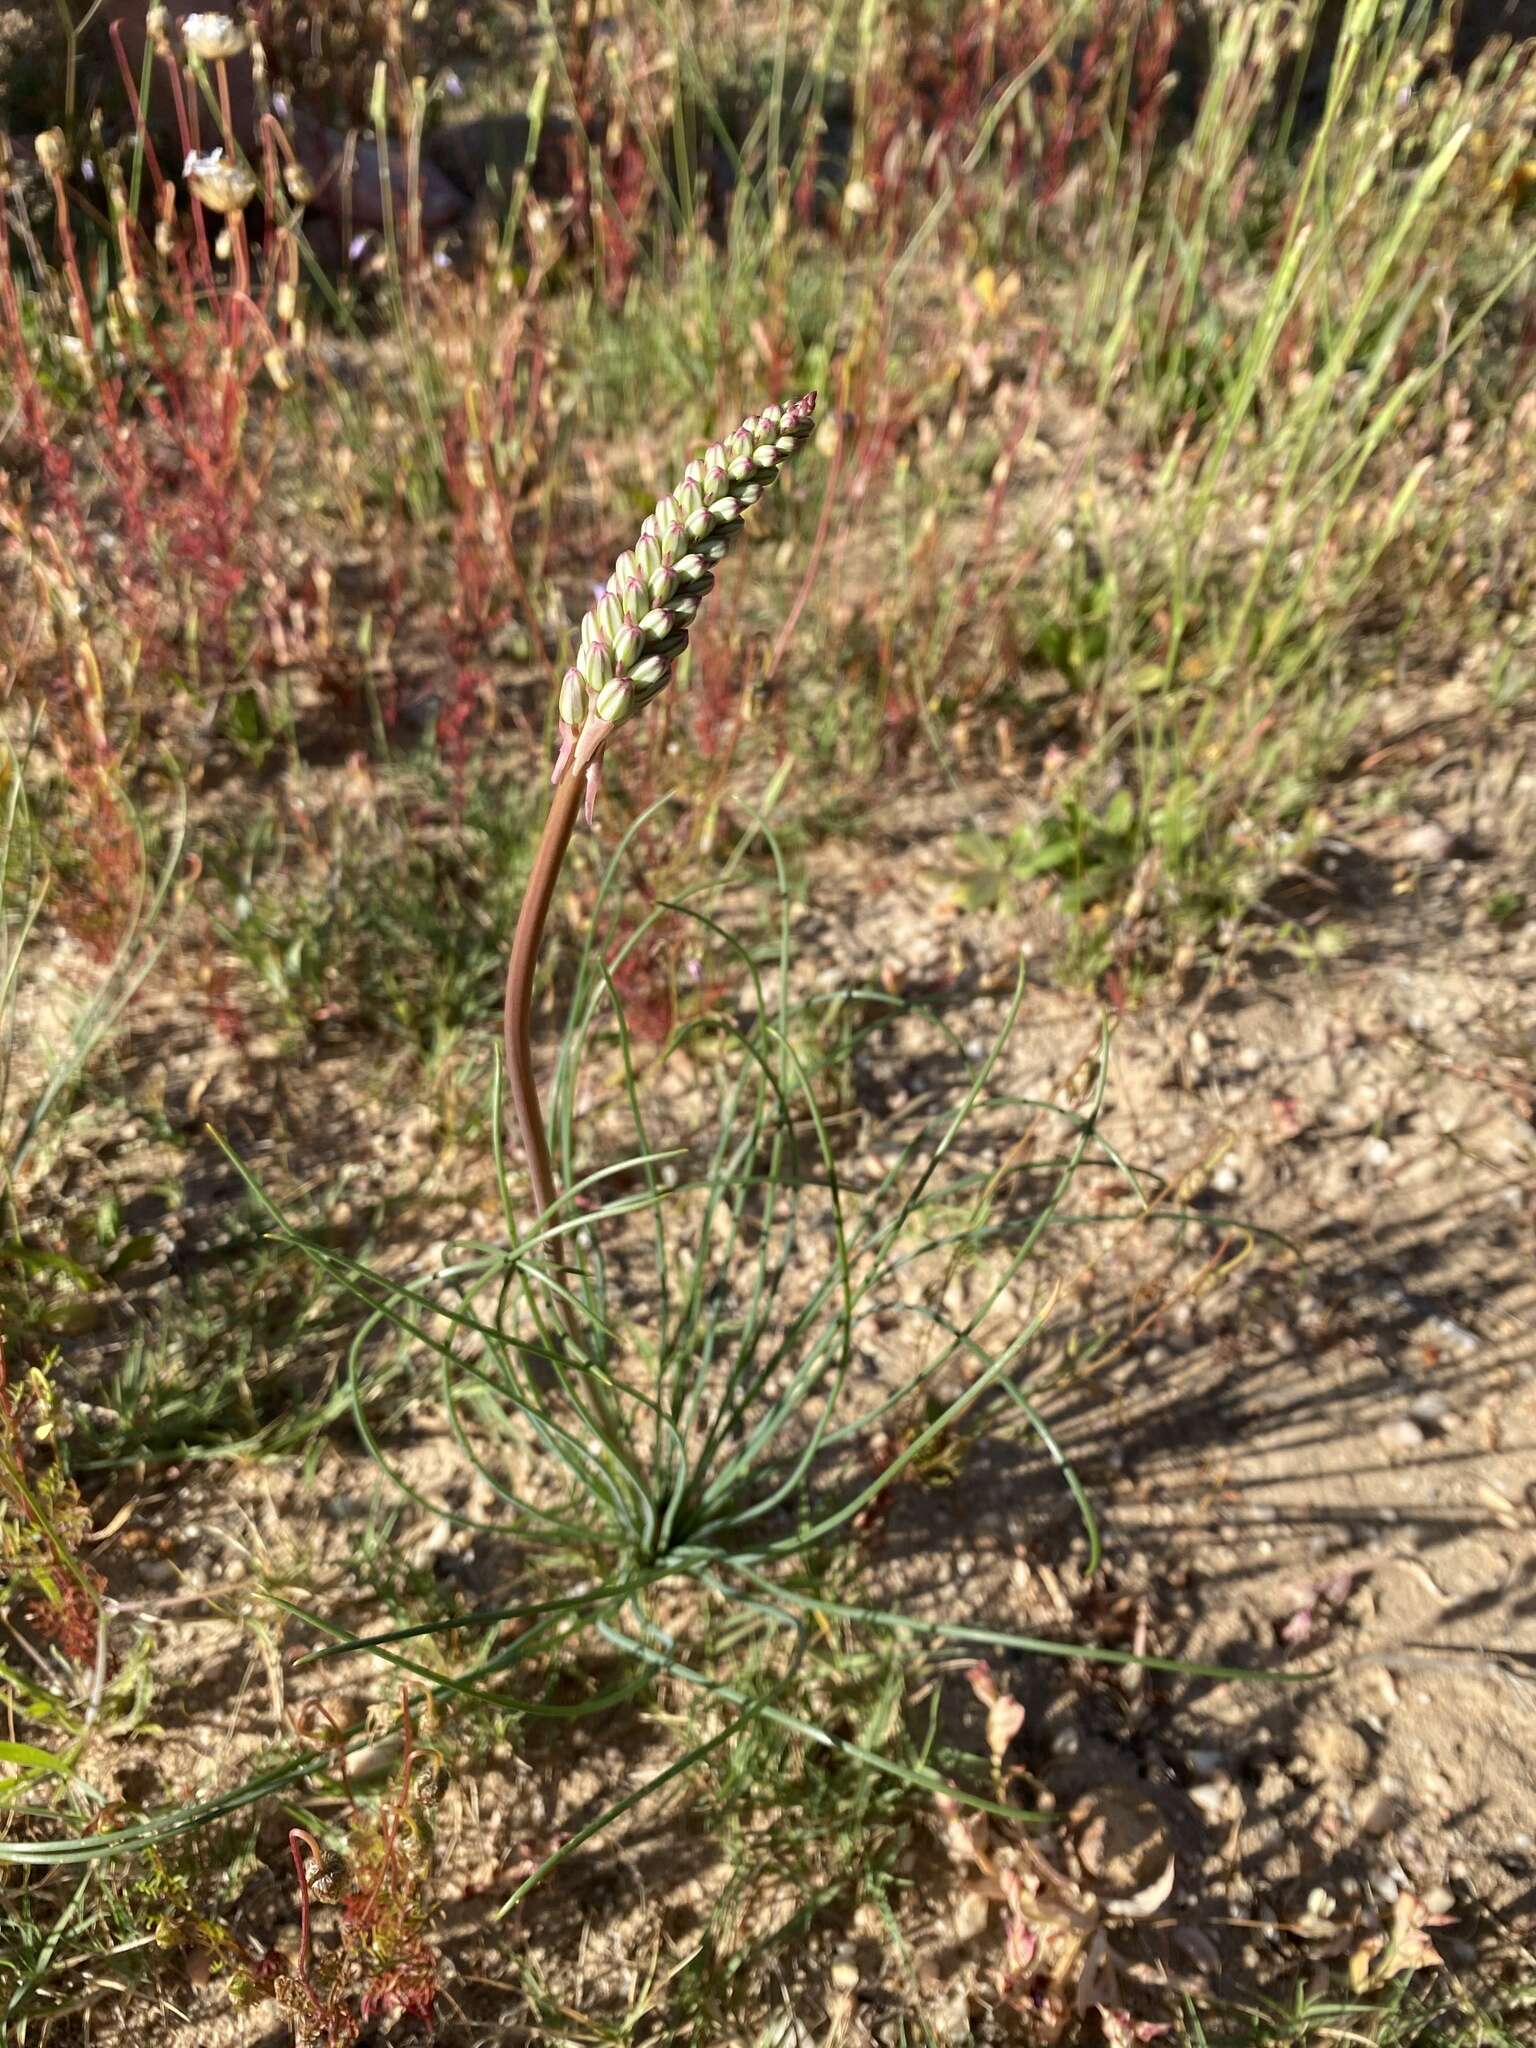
[35,725,1533,2043]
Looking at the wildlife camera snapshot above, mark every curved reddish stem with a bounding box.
[503,771,584,1331]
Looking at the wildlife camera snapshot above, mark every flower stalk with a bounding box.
[502,394,818,1308]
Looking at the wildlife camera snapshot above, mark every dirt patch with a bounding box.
[22,731,1527,2042]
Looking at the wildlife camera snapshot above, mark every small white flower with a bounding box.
[442,69,466,100]
[182,13,246,62]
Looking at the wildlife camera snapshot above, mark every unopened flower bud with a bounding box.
[648,563,680,605]
[283,161,315,205]
[577,640,613,692]
[683,506,715,544]
[638,607,673,642]
[613,622,644,668]
[594,675,632,723]
[559,668,586,726]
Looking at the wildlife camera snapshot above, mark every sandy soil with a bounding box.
[22,727,1531,2044]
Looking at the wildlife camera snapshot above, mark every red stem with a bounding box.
[503,771,585,1330]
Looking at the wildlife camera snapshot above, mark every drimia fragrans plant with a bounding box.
[1,403,1287,1890]
[504,392,819,1296]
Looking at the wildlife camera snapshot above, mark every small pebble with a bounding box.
[1355,1785,1400,1836]
[1378,1416,1426,1452]
[1189,1780,1231,1823]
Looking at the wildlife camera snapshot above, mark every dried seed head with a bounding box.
[305,1848,348,1904]
[35,129,69,179]
[183,148,256,214]
[182,13,246,61]
[283,160,315,205]
[552,392,816,818]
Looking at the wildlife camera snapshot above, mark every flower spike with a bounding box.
[553,392,817,819]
